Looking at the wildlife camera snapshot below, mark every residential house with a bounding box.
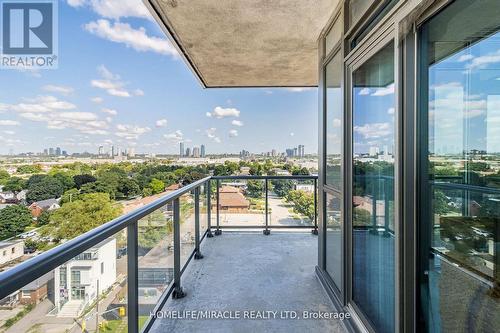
[215,186,250,213]
[54,238,116,317]
[29,198,60,218]
[0,241,24,266]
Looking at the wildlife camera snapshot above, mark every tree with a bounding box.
[0,169,10,184]
[52,172,75,191]
[0,205,32,240]
[3,177,26,192]
[246,180,264,198]
[26,177,64,203]
[286,190,315,220]
[60,188,81,204]
[16,164,42,174]
[272,180,294,197]
[48,193,122,240]
[36,210,51,226]
[73,174,97,189]
[116,178,141,199]
[80,180,116,199]
[149,178,165,194]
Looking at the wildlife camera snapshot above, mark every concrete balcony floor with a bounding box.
[150,232,346,333]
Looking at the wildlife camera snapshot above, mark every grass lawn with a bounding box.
[99,316,149,333]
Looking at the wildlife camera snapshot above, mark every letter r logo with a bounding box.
[2,2,53,54]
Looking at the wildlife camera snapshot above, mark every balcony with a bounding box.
[0,175,345,333]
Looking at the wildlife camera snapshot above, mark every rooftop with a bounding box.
[150,232,345,333]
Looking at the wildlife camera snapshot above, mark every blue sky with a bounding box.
[0,0,318,155]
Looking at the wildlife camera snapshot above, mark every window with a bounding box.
[352,41,395,333]
[325,52,343,190]
[11,247,15,254]
[71,270,81,285]
[21,290,32,298]
[325,18,342,56]
[419,0,500,331]
[2,250,6,256]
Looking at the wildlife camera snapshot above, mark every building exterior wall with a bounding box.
[0,241,24,266]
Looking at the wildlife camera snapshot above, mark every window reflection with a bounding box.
[352,42,395,333]
[421,0,500,331]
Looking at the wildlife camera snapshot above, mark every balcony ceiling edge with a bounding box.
[145,0,339,88]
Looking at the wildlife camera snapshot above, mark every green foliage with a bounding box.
[0,169,10,184]
[246,180,264,198]
[271,180,294,197]
[60,188,81,204]
[47,193,122,240]
[116,178,141,199]
[52,172,75,191]
[73,174,97,189]
[36,210,51,226]
[467,161,490,172]
[26,176,65,203]
[16,164,42,174]
[2,304,34,328]
[80,180,116,199]
[148,178,165,194]
[0,205,32,240]
[3,177,26,192]
[142,187,153,197]
[291,167,310,175]
[285,190,315,220]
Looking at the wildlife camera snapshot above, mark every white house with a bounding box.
[0,241,24,266]
[54,238,116,317]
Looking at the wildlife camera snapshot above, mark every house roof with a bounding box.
[30,198,59,209]
[219,192,250,208]
[220,186,241,193]
[0,240,24,250]
[145,0,340,87]
[166,183,182,191]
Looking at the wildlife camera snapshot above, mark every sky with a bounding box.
[0,0,318,155]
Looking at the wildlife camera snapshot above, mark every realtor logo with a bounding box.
[1,0,58,69]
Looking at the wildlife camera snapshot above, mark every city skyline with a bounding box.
[0,1,318,156]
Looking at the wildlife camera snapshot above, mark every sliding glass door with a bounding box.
[351,41,395,333]
[419,0,500,331]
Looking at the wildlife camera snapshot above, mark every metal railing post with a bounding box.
[206,181,214,237]
[172,198,185,298]
[312,178,318,235]
[264,178,270,235]
[215,179,222,235]
[194,188,204,259]
[127,223,139,333]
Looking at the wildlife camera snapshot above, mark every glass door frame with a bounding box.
[344,23,402,333]
[318,3,346,307]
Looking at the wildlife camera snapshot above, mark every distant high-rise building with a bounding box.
[111,145,115,157]
[55,147,61,156]
[185,147,191,157]
[98,146,104,156]
[43,148,48,155]
[285,148,294,157]
[128,148,136,157]
[293,147,298,157]
[49,148,54,156]
[298,145,305,157]
[193,147,200,158]
[180,142,185,157]
[62,150,67,156]
[369,146,379,157]
[200,144,206,157]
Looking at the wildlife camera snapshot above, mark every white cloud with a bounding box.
[3,130,15,135]
[115,124,151,140]
[91,97,104,103]
[206,106,240,119]
[290,132,295,137]
[91,65,142,98]
[286,87,313,92]
[354,122,392,139]
[466,50,500,70]
[134,89,144,96]
[164,130,183,142]
[214,137,221,143]
[231,120,243,127]
[85,20,177,57]
[101,108,117,116]
[372,83,395,96]
[457,54,474,62]
[205,127,221,143]
[155,119,168,127]
[67,0,151,20]
[358,88,370,95]
[387,107,395,115]
[333,118,341,127]
[229,129,238,137]
[0,120,20,126]
[42,85,74,95]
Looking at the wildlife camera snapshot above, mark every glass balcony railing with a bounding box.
[0,175,317,333]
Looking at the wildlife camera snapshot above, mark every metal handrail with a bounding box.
[211,175,319,234]
[0,176,211,300]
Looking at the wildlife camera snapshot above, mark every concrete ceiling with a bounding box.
[146,0,340,88]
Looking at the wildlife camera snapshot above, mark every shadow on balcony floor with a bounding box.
[149,232,346,333]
